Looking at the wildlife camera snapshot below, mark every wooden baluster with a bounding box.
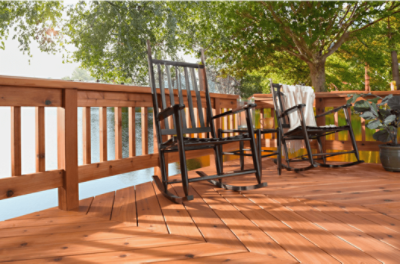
[271,108,275,140]
[315,98,326,153]
[334,111,339,141]
[114,107,122,159]
[194,108,199,138]
[58,89,79,211]
[128,107,136,157]
[82,107,91,164]
[141,107,148,155]
[215,98,221,136]
[229,109,234,137]
[11,106,21,176]
[99,107,108,162]
[223,108,228,138]
[260,108,264,141]
[35,106,45,172]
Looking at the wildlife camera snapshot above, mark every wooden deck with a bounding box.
[2,158,400,263]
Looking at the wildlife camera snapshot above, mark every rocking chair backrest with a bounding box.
[146,41,214,142]
[270,80,290,129]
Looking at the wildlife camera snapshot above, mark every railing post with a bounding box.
[57,88,79,211]
[315,97,326,153]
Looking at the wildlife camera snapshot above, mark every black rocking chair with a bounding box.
[270,79,364,172]
[146,41,266,203]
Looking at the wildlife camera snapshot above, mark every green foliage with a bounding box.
[348,93,399,145]
[63,1,181,85]
[0,1,63,57]
[173,1,400,91]
[62,67,95,81]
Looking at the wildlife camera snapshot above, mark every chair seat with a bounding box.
[285,125,349,138]
[161,134,250,151]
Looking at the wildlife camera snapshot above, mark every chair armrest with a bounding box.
[157,104,185,120]
[279,104,306,118]
[315,104,351,118]
[212,103,256,120]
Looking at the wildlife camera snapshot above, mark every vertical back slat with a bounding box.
[82,107,91,165]
[35,106,45,172]
[99,107,108,162]
[157,64,169,129]
[128,107,136,157]
[190,68,205,127]
[176,67,187,129]
[184,67,196,128]
[141,107,149,155]
[115,107,122,159]
[11,106,21,176]
[166,65,176,129]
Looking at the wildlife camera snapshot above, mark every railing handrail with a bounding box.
[0,75,238,99]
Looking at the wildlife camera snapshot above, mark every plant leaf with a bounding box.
[378,94,393,106]
[370,103,378,117]
[360,111,375,120]
[366,119,381,129]
[373,130,391,143]
[388,96,400,111]
[367,97,379,104]
[347,94,360,104]
[354,100,370,112]
[384,114,396,125]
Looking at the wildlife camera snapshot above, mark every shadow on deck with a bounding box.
[1,158,400,263]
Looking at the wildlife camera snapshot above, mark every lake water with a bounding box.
[0,107,208,221]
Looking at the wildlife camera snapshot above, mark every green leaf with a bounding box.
[373,130,392,143]
[384,114,396,125]
[366,119,381,129]
[388,96,400,111]
[360,111,375,120]
[378,94,393,106]
[354,100,370,112]
[370,103,379,117]
[367,97,379,104]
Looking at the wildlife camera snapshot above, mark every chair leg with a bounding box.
[317,137,326,164]
[240,141,244,171]
[282,138,291,167]
[217,129,224,178]
[246,109,262,184]
[348,128,361,161]
[159,150,169,190]
[257,129,263,179]
[277,130,282,176]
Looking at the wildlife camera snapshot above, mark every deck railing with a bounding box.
[253,90,400,162]
[0,75,241,210]
[2,74,400,211]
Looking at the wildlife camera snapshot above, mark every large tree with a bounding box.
[63,1,180,84]
[174,1,400,92]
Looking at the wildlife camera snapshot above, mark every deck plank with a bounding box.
[10,242,244,264]
[0,230,200,262]
[9,197,93,220]
[172,182,246,251]
[152,181,204,241]
[87,192,115,220]
[192,183,298,261]
[111,186,136,224]
[280,197,400,264]
[136,182,168,234]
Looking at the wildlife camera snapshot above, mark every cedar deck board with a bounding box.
[2,158,400,263]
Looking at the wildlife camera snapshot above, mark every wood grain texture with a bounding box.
[82,107,91,164]
[141,107,149,155]
[35,106,45,172]
[99,107,108,162]
[128,107,136,157]
[11,106,21,176]
[114,107,123,159]
[58,89,79,211]
[0,87,62,107]
[111,186,136,224]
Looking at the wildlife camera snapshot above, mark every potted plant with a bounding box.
[347,93,400,171]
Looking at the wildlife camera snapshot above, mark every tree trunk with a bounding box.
[309,60,326,92]
[391,50,400,90]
